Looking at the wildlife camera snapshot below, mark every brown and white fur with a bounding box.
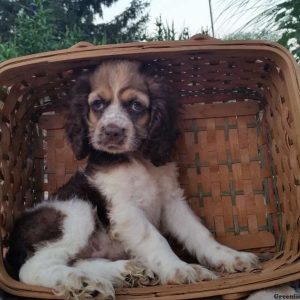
[6,60,259,300]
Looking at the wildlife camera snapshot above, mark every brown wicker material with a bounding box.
[0,37,300,299]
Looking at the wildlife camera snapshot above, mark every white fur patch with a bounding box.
[19,158,258,295]
[89,159,258,283]
[89,160,214,283]
[19,199,95,287]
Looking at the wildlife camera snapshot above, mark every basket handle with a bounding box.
[190,34,220,42]
[70,41,94,49]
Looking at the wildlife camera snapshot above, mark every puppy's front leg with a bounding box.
[110,204,215,284]
[162,186,259,273]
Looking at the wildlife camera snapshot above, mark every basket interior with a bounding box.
[0,45,299,279]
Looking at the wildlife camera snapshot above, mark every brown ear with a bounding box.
[65,74,91,160]
[141,75,179,166]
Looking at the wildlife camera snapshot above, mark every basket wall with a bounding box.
[0,40,300,299]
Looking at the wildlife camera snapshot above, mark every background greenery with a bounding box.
[219,0,300,62]
[0,0,299,62]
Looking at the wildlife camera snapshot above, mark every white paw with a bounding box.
[54,272,114,300]
[190,264,218,281]
[120,260,159,287]
[202,246,260,273]
[159,262,217,284]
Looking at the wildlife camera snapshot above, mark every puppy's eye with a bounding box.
[91,99,106,111]
[130,100,145,113]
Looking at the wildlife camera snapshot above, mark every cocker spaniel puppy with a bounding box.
[6,60,259,299]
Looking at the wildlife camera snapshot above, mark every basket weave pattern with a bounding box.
[177,111,278,251]
[0,39,300,299]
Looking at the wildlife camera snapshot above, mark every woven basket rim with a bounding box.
[2,38,300,299]
[0,39,299,84]
[0,39,294,65]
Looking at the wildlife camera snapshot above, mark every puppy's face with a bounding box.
[67,59,178,166]
[87,61,149,154]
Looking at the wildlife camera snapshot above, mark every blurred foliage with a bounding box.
[0,0,149,61]
[2,0,300,64]
[0,0,149,43]
[223,29,280,41]
[13,0,58,55]
[276,0,300,61]
[0,0,114,42]
[0,42,18,62]
[100,0,150,43]
[145,16,191,41]
[219,0,300,62]
[0,0,195,62]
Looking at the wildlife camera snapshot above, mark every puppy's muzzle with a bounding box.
[102,123,126,145]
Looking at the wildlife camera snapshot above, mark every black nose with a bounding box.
[104,124,125,139]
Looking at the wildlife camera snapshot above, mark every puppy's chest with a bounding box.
[91,161,163,224]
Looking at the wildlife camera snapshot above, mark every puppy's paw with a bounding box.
[121,260,159,287]
[54,272,114,300]
[203,246,260,273]
[190,264,218,281]
[159,262,217,284]
[222,251,260,273]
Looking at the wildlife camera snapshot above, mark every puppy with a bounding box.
[6,60,259,299]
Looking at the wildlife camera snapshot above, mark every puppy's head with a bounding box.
[66,60,178,166]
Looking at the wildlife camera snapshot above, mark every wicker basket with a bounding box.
[0,36,300,299]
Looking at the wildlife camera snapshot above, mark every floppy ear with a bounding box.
[65,74,91,160]
[141,75,179,166]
